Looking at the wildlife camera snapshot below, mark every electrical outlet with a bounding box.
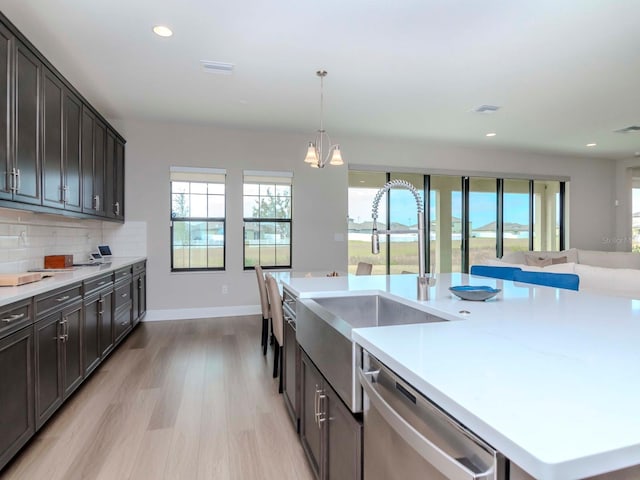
[222,285,228,295]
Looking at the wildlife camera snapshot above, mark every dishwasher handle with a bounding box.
[358,368,496,480]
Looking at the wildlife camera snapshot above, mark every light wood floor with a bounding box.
[2,316,314,480]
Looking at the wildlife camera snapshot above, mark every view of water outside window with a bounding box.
[469,178,497,267]
[348,171,564,275]
[347,172,387,274]
[389,173,424,274]
[503,179,530,255]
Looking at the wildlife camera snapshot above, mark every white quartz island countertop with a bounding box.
[0,257,146,308]
[281,272,640,480]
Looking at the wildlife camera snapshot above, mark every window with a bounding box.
[243,171,292,269]
[348,171,388,274]
[348,170,568,275]
[170,167,225,271]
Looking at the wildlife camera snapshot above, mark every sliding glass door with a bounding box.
[348,171,567,275]
[430,176,462,273]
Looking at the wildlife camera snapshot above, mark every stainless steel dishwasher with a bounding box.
[359,350,505,480]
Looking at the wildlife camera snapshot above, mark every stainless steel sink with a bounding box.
[296,294,444,412]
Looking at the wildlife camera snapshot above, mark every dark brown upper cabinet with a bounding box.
[0,23,12,201]
[0,12,125,222]
[81,107,106,217]
[13,40,41,206]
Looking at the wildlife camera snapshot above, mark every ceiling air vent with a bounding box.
[200,61,234,75]
[614,125,640,134]
[472,104,501,114]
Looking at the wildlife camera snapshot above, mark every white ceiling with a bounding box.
[2,0,640,160]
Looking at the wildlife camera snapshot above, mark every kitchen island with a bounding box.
[281,272,640,479]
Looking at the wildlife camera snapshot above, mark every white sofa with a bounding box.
[483,248,640,299]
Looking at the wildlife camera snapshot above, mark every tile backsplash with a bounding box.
[0,207,147,273]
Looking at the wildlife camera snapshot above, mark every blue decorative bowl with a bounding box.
[449,285,501,301]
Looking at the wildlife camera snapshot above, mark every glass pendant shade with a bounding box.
[329,146,343,165]
[304,142,318,164]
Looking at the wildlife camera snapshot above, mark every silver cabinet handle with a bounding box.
[121,293,127,298]
[2,312,25,323]
[358,368,496,480]
[93,194,100,211]
[9,168,16,192]
[314,385,325,427]
[56,295,70,302]
[317,392,327,424]
[114,201,120,215]
[15,168,20,193]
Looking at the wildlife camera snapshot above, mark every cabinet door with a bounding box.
[62,301,83,398]
[138,272,146,319]
[83,293,101,376]
[35,313,63,428]
[14,41,41,205]
[81,106,94,213]
[326,385,362,480]
[0,326,35,471]
[283,319,299,431]
[41,67,64,208]
[99,288,114,357]
[62,89,82,211]
[93,119,106,216]
[300,352,325,480]
[0,23,12,200]
[104,129,115,218]
[114,137,125,220]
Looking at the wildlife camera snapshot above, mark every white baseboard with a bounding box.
[143,305,261,322]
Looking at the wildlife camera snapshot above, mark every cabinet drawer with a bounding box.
[132,261,146,275]
[83,274,113,296]
[114,267,132,284]
[35,284,82,318]
[114,282,131,309]
[114,302,131,343]
[0,299,33,339]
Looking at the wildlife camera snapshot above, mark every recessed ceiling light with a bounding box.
[153,25,173,37]
[486,132,497,137]
[586,143,597,147]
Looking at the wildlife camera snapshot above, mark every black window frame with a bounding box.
[170,168,226,272]
[242,172,293,270]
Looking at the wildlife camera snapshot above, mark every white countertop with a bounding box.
[0,257,146,308]
[282,272,640,479]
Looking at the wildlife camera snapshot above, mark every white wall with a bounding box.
[117,119,347,319]
[0,207,103,272]
[113,119,616,318]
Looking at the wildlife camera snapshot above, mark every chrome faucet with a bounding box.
[371,179,430,300]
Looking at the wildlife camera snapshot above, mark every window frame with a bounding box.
[170,167,226,272]
[242,170,293,270]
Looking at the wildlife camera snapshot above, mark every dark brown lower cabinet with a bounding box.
[0,325,34,471]
[282,317,300,431]
[99,290,114,358]
[113,276,132,345]
[35,312,63,429]
[35,300,83,429]
[83,286,113,374]
[300,350,362,480]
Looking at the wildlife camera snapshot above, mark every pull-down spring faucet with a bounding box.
[371,179,431,300]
